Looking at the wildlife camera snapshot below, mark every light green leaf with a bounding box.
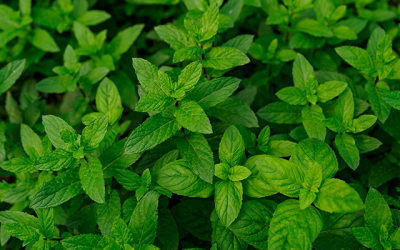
[77,10,111,26]
[317,81,348,103]
[215,180,243,227]
[293,53,314,90]
[79,156,105,203]
[352,227,381,250]
[61,234,104,250]
[335,46,376,77]
[129,191,160,244]
[189,77,241,110]
[30,170,83,209]
[20,124,43,160]
[268,199,323,250]
[0,59,25,95]
[222,34,254,54]
[215,163,230,180]
[381,91,400,110]
[256,155,304,197]
[0,157,36,173]
[125,114,180,154]
[173,46,203,63]
[350,114,377,133]
[302,163,322,192]
[34,149,75,171]
[3,223,38,246]
[177,61,202,92]
[266,140,297,158]
[112,217,134,245]
[42,115,76,151]
[293,18,333,37]
[155,160,214,198]
[314,178,364,213]
[299,188,317,210]
[96,77,122,114]
[35,208,54,239]
[203,47,250,70]
[107,24,144,60]
[276,87,308,105]
[242,155,277,198]
[174,100,212,134]
[28,28,60,52]
[376,34,393,64]
[302,104,326,141]
[154,25,191,50]
[80,67,109,85]
[335,133,359,170]
[135,93,175,112]
[200,4,219,41]
[132,58,166,96]
[219,125,245,167]
[82,115,108,151]
[365,81,392,123]
[176,132,214,184]
[229,165,251,181]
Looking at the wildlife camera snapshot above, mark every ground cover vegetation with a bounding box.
[0,0,400,249]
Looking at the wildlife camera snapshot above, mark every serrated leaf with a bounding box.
[300,188,317,210]
[35,208,54,239]
[42,115,76,151]
[365,81,392,123]
[317,81,348,103]
[257,101,302,124]
[365,188,393,237]
[0,157,36,173]
[112,216,134,245]
[129,191,160,244]
[352,227,381,250]
[203,47,250,70]
[381,91,400,110]
[302,104,326,141]
[219,125,245,167]
[256,155,304,197]
[79,156,105,203]
[276,87,308,105]
[335,133,359,170]
[0,59,25,95]
[175,132,214,184]
[175,100,212,134]
[97,190,121,236]
[335,46,376,77]
[200,4,219,41]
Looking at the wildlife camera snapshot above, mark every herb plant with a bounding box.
[1,0,400,250]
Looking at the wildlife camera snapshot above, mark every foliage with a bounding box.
[0,0,400,249]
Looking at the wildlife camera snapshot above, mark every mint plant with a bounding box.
[1,0,400,249]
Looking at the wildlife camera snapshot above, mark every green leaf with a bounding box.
[215,163,230,180]
[174,100,212,134]
[242,155,277,198]
[293,53,314,90]
[172,199,213,241]
[177,61,202,92]
[352,227,381,250]
[264,140,297,158]
[367,27,385,59]
[61,234,104,250]
[268,199,323,250]
[215,180,243,227]
[303,163,323,192]
[3,223,38,246]
[112,217,134,245]
[0,211,39,228]
[211,210,248,250]
[79,67,110,85]
[207,98,259,127]
[335,87,354,124]
[381,91,400,110]
[107,24,144,60]
[354,135,382,154]
[390,228,400,248]
[293,18,333,37]
[20,124,42,160]
[135,93,175,112]
[82,115,108,151]
[200,4,219,41]
[34,149,75,171]
[30,170,83,209]
[332,25,357,40]
[35,208,54,239]
[256,155,304,197]
[36,75,74,94]
[229,165,251,181]
[335,46,376,77]
[0,157,36,173]
[203,47,250,70]
[173,46,203,63]
[189,77,241,110]
[376,34,393,64]
[125,114,180,154]
[290,138,338,179]
[228,200,276,248]
[129,191,160,244]
[175,132,214,184]
[222,34,254,54]
[96,78,122,115]
[317,81,348,103]
[97,190,121,236]
[155,160,214,198]
[365,188,393,237]
[257,101,302,124]
[42,115,76,151]
[219,125,245,167]
[0,59,25,95]
[350,114,377,133]
[28,28,60,52]
[335,133,359,170]
[154,25,191,50]
[79,155,105,203]
[365,81,392,123]
[302,104,326,141]
[299,188,317,210]
[276,87,308,105]
[314,179,364,213]
[77,10,111,26]
[132,58,166,96]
